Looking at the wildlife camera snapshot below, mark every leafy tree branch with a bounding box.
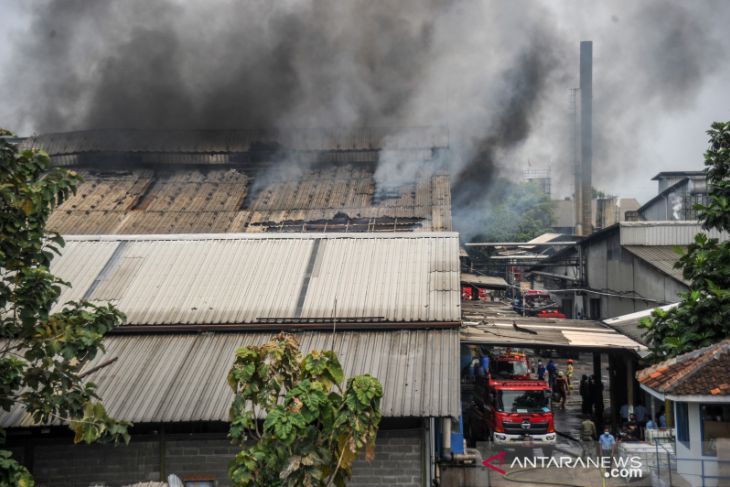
[0,136,129,487]
[227,333,383,487]
[641,121,730,360]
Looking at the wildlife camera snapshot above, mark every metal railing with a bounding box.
[638,439,730,487]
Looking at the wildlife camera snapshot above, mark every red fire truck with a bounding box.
[466,377,556,448]
[491,352,531,380]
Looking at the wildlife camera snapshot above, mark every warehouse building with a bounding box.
[637,171,708,222]
[531,221,728,320]
[3,232,461,487]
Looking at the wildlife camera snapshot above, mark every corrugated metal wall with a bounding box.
[619,222,729,246]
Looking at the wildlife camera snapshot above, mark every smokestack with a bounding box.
[579,40,593,235]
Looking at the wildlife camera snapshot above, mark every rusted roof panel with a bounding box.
[45,165,451,234]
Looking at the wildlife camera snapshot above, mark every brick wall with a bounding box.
[15,427,425,487]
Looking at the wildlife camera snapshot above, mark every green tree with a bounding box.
[641,121,730,360]
[476,180,555,242]
[0,135,129,486]
[227,333,383,487]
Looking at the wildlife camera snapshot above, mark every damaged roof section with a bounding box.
[50,233,462,328]
[23,129,452,234]
[460,301,646,353]
[19,127,449,158]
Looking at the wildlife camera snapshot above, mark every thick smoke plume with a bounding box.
[2,0,729,240]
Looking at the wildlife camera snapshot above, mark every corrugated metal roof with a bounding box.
[622,245,688,285]
[527,233,563,244]
[461,301,647,352]
[0,329,460,426]
[603,303,679,346]
[50,233,461,326]
[45,166,452,234]
[460,273,508,289]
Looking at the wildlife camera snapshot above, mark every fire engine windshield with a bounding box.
[494,360,529,377]
[497,390,549,413]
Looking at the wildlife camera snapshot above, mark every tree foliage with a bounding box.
[0,137,129,486]
[641,121,730,360]
[473,180,555,242]
[227,333,383,487]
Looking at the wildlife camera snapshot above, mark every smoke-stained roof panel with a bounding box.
[43,164,451,234]
[20,128,449,156]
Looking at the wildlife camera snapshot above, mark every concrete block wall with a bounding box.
[33,440,160,487]
[164,437,239,484]
[17,427,424,487]
[350,429,424,487]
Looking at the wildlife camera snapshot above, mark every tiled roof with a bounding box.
[636,339,730,396]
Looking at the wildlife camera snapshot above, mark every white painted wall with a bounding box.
[676,402,723,487]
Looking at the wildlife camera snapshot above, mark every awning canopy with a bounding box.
[461,301,647,353]
[460,273,508,289]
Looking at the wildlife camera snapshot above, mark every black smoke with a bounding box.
[2,0,729,240]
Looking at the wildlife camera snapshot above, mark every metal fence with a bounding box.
[636,439,730,487]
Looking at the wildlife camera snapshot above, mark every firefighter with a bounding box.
[566,358,574,393]
[555,371,569,409]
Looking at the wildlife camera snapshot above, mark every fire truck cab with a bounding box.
[513,289,558,316]
[466,377,556,448]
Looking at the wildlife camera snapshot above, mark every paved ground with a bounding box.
[444,352,663,486]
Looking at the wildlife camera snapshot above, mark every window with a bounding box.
[701,404,730,456]
[494,360,529,378]
[676,402,690,447]
[497,390,550,413]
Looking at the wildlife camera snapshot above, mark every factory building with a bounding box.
[3,233,461,487]
[3,129,459,486]
[531,221,728,320]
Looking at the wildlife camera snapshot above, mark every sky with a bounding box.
[0,0,728,205]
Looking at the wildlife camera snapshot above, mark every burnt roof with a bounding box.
[26,129,453,234]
